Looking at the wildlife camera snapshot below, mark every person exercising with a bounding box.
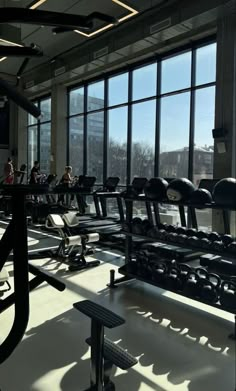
[29,161,42,184]
[58,166,73,205]
[3,157,14,184]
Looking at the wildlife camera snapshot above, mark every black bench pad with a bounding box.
[86,337,137,370]
[73,300,125,328]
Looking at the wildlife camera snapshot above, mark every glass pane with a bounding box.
[108,106,127,184]
[28,102,38,125]
[87,80,104,111]
[69,116,84,176]
[161,51,191,94]
[40,122,51,173]
[132,63,157,100]
[108,73,128,106]
[195,43,217,86]
[40,98,51,122]
[69,87,84,115]
[193,86,215,185]
[131,100,156,179]
[87,111,104,183]
[28,125,38,174]
[159,92,191,178]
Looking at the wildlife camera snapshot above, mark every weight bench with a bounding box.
[0,268,11,297]
[45,213,100,272]
[74,300,137,391]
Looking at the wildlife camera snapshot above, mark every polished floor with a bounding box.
[0,234,235,391]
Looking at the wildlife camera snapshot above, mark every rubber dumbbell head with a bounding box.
[209,232,221,242]
[210,240,224,252]
[221,234,234,246]
[186,228,197,237]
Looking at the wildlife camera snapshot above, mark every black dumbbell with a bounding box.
[186,228,197,237]
[209,232,221,242]
[166,224,176,233]
[210,240,224,252]
[168,232,179,243]
[159,229,168,240]
[221,234,234,246]
[196,230,208,239]
[142,219,152,235]
[177,234,188,244]
[199,238,211,249]
[158,223,168,231]
[178,264,192,288]
[176,227,187,235]
[228,242,236,254]
[132,217,143,235]
[147,226,159,238]
[187,236,199,247]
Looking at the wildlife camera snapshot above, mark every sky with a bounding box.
[69,42,217,153]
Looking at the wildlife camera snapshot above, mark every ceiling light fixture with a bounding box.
[74,0,138,37]
[0,38,23,63]
[29,0,48,10]
[0,38,23,47]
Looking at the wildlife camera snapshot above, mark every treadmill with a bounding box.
[71,177,123,233]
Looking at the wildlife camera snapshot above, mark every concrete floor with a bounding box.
[0,243,235,391]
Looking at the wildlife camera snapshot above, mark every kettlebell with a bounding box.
[166,267,181,291]
[220,281,236,310]
[152,262,168,286]
[199,273,221,303]
[178,264,192,288]
[183,271,200,298]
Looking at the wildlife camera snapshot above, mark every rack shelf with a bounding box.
[118,265,236,314]
[121,231,236,260]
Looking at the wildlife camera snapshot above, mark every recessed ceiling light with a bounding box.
[29,0,48,9]
[74,0,138,37]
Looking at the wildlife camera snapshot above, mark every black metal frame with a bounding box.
[66,37,216,188]
[27,94,51,175]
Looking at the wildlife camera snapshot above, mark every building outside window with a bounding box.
[27,96,51,175]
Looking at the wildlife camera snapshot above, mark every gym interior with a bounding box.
[0,1,236,390]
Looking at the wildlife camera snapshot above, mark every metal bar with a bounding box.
[155,61,161,176]
[90,320,104,391]
[0,193,29,364]
[125,200,133,264]
[103,78,108,184]
[117,196,125,222]
[189,206,198,229]
[222,210,231,234]
[0,220,14,271]
[188,48,196,182]
[0,275,44,313]
[93,194,101,218]
[179,205,187,227]
[146,201,153,225]
[127,71,133,185]
[84,85,88,175]
[153,202,161,226]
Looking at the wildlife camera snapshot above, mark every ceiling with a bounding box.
[0,0,167,77]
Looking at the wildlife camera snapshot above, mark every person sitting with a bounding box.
[3,157,14,184]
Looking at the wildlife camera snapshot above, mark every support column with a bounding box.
[213,0,236,234]
[51,84,67,177]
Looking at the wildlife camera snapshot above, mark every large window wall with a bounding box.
[27,96,51,174]
[68,40,216,188]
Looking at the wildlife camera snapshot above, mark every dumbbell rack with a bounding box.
[109,196,236,334]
